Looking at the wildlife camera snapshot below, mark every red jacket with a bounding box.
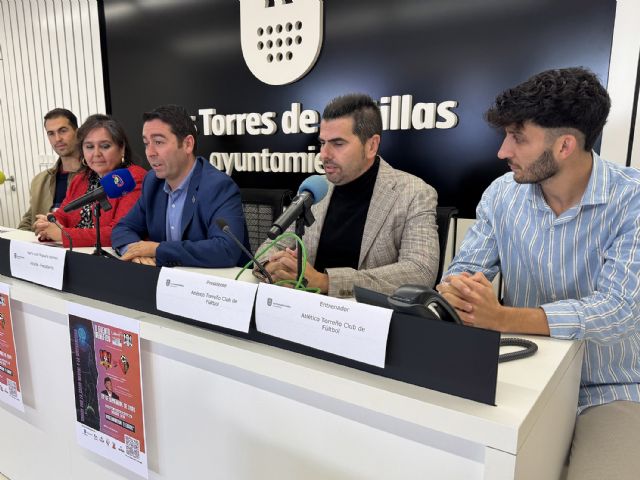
[53,165,147,248]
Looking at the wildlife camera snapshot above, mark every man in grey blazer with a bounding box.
[261,93,439,298]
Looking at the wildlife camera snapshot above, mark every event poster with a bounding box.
[67,303,148,478]
[0,283,24,411]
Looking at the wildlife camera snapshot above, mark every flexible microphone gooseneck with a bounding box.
[47,214,74,251]
[216,218,274,284]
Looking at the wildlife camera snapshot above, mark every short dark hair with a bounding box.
[322,93,382,144]
[485,67,610,151]
[44,108,78,129]
[77,114,134,167]
[104,377,111,384]
[142,104,198,151]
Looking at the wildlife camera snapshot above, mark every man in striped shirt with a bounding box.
[438,67,640,480]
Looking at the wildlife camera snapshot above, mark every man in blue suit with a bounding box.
[112,104,249,268]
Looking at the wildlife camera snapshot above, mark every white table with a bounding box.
[0,230,583,480]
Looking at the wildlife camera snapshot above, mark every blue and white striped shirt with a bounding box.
[446,153,640,412]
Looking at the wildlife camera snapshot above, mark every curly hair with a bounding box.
[322,93,382,144]
[485,67,610,151]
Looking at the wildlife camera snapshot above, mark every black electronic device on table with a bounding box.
[355,284,537,363]
[354,284,461,324]
[387,284,462,324]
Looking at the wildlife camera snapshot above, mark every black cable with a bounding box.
[498,337,538,363]
[216,218,274,284]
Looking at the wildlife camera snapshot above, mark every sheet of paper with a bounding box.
[0,283,24,412]
[156,268,258,333]
[255,283,393,368]
[9,240,66,290]
[68,302,148,478]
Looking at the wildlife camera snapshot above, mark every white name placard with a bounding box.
[255,283,393,368]
[156,268,258,333]
[9,240,66,290]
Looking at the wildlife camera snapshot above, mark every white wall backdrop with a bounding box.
[0,0,105,228]
[600,0,640,169]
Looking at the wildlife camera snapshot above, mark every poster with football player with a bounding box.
[68,302,147,478]
[0,283,23,412]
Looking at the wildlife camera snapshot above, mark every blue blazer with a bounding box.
[112,157,250,268]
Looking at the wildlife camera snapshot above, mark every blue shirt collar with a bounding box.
[163,160,197,195]
[529,151,609,211]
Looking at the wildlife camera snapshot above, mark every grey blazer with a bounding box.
[260,158,439,298]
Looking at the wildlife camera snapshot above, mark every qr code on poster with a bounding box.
[7,380,17,399]
[125,434,140,459]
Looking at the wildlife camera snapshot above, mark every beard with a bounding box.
[512,149,559,184]
[322,149,369,186]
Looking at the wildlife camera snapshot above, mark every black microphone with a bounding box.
[63,185,109,213]
[216,218,274,284]
[47,214,73,251]
[63,168,135,213]
[268,175,329,240]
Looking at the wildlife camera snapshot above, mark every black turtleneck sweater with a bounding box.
[314,158,380,272]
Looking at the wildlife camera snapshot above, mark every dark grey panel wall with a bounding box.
[101,0,615,217]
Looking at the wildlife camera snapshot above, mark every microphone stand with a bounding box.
[92,200,117,259]
[294,198,316,286]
